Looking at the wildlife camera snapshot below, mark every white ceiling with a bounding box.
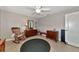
[0,6,77,19]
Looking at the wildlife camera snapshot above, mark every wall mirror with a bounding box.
[28,20,34,29]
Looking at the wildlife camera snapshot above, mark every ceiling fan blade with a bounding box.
[41,8,50,11]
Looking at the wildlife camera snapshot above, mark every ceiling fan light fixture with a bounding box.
[36,9,41,13]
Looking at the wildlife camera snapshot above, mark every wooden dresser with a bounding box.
[25,29,38,37]
[46,31,58,41]
[0,39,5,52]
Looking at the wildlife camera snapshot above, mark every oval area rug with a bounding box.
[20,38,50,52]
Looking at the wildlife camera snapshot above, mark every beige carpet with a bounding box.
[5,35,79,52]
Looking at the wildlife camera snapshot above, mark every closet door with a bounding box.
[65,11,79,47]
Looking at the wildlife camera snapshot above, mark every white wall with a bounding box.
[37,13,65,32]
[65,11,79,47]
[0,10,27,40]
[0,10,1,37]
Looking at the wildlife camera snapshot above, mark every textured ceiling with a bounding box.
[0,6,77,19]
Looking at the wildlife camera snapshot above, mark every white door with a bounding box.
[65,11,79,47]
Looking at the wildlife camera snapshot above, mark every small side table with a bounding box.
[0,39,5,52]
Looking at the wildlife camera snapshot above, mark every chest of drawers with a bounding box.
[46,31,58,41]
[25,29,37,37]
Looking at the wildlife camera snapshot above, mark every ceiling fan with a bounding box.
[28,6,51,15]
[35,6,50,13]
